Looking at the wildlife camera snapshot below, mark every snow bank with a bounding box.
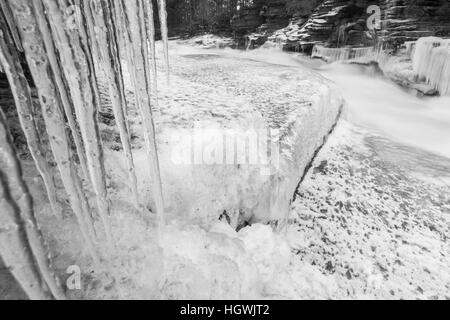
[412,37,450,96]
[118,42,343,226]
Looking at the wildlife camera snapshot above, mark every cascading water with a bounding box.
[209,44,450,159]
[412,37,450,96]
[311,45,379,63]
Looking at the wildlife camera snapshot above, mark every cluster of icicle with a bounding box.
[412,37,450,96]
[311,45,378,63]
[0,0,169,300]
[404,41,416,58]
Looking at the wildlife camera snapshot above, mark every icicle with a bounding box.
[0,167,53,300]
[119,0,165,226]
[143,0,159,100]
[0,23,61,218]
[32,0,90,186]
[9,0,100,266]
[311,45,376,63]
[157,0,169,83]
[42,0,114,247]
[412,37,450,96]
[86,0,139,206]
[0,109,65,300]
[0,0,23,52]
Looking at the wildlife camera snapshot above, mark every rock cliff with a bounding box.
[230,0,450,51]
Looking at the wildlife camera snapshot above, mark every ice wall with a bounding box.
[412,37,450,96]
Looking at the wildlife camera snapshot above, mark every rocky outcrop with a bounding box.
[380,0,450,47]
[231,0,450,52]
[231,7,264,35]
[231,1,291,48]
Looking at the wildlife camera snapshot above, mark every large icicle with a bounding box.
[156,0,169,83]
[0,163,52,299]
[32,0,90,185]
[412,37,450,96]
[42,0,114,246]
[0,18,61,218]
[311,45,377,62]
[143,0,158,97]
[0,110,65,300]
[117,0,165,226]
[0,0,22,52]
[9,0,99,265]
[84,0,139,206]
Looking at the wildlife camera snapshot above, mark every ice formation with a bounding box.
[115,42,344,227]
[412,37,450,96]
[0,0,170,299]
[86,0,139,205]
[312,45,378,63]
[0,110,66,300]
[118,0,166,226]
[0,23,61,218]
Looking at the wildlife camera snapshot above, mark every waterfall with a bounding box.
[404,41,416,58]
[311,45,378,63]
[412,37,450,96]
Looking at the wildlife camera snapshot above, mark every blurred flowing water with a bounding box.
[190,45,450,159]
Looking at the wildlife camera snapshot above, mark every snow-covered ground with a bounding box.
[289,120,450,299]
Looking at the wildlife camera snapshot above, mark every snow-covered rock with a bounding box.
[114,42,343,227]
[148,42,343,225]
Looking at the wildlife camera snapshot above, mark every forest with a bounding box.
[166,0,319,35]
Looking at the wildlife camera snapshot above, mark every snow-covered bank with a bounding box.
[129,41,344,225]
[289,120,450,299]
